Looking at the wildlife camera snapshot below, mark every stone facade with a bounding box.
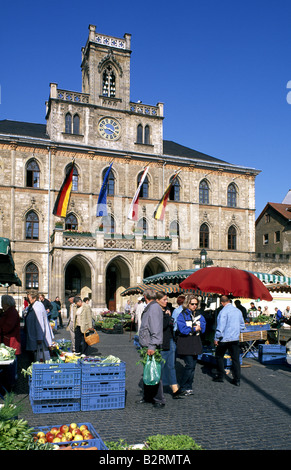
[0,25,261,311]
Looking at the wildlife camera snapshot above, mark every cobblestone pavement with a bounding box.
[12,327,291,451]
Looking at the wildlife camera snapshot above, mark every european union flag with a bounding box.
[96,162,113,217]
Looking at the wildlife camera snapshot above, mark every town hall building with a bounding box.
[0,25,260,310]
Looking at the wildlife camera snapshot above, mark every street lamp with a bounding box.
[200,249,207,268]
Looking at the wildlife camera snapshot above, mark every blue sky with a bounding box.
[1,0,291,217]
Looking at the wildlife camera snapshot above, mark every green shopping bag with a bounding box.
[143,355,161,385]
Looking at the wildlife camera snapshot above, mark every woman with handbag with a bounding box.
[73,296,93,354]
[175,295,206,397]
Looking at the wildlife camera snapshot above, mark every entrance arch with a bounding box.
[106,257,130,311]
[143,257,167,279]
[65,255,92,301]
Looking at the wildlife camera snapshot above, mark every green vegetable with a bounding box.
[0,393,23,421]
[0,418,54,450]
[0,343,16,361]
[146,434,203,450]
[136,347,165,366]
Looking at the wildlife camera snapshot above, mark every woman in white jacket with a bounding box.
[25,291,54,362]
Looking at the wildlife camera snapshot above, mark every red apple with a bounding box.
[79,424,88,432]
[46,432,54,443]
[56,432,63,440]
[85,433,93,440]
[60,424,69,434]
[69,423,78,431]
[50,427,59,435]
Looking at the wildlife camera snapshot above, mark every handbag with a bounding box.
[84,328,100,346]
[143,355,161,386]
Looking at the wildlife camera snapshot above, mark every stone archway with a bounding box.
[143,257,167,279]
[65,255,92,301]
[105,257,130,312]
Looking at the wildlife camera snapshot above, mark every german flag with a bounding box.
[53,161,75,217]
[154,170,181,221]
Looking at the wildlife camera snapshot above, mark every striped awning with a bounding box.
[143,270,197,285]
[250,271,291,286]
[121,282,205,298]
[143,269,291,289]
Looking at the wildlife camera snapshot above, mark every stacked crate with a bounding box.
[29,362,81,413]
[258,344,286,365]
[80,358,126,411]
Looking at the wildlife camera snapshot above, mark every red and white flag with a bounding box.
[127,166,149,220]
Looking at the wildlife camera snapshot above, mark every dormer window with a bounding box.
[102,65,116,97]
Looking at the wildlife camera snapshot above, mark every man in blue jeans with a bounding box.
[213,295,245,386]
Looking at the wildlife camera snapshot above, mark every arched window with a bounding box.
[227,183,237,207]
[26,160,40,188]
[170,220,180,236]
[137,172,148,198]
[102,215,115,233]
[169,175,180,201]
[228,225,237,250]
[200,223,209,248]
[65,113,72,134]
[137,217,148,236]
[73,114,80,134]
[137,124,143,143]
[144,125,150,144]
[25,262,39,289]
[102,65,116,97]
[102,166,115,196]
[199,179,209,204]
[65,213,78,231]
[25,211,39,240]
[65,164,78,191]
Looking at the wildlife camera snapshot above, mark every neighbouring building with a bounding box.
[0,25,261,311]
[255,190,291,277]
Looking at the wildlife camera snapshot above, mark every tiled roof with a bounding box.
[256,202,291,224]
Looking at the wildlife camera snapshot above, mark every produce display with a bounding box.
[33,422,94,445]
[0,343,16,362]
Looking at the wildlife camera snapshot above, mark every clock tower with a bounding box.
[46,24,164,155]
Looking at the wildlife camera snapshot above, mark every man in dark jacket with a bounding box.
[137,288,165,408]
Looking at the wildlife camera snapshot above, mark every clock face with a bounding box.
[98,117,121,141]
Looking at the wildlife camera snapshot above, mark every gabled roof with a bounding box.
[256,202,291,225]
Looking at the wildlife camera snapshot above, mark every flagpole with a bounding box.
[47,146,51,299]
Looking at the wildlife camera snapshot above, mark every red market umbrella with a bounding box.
[179,266,273,301]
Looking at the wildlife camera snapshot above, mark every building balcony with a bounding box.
[50,229,177,252]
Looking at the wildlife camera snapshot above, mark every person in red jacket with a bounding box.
[0,295,21,391]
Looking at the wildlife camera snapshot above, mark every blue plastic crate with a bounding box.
[199,352,242,366]
[81,379,125,395]
[30,396,80,414]
[259,354,286,365]
[258,344,286,355]
[245,324,271,331]
[30,362,81,389]
[81,359,126,382]
[33,422,108,450]
[81,392,125,411]
[29,378,81,400]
